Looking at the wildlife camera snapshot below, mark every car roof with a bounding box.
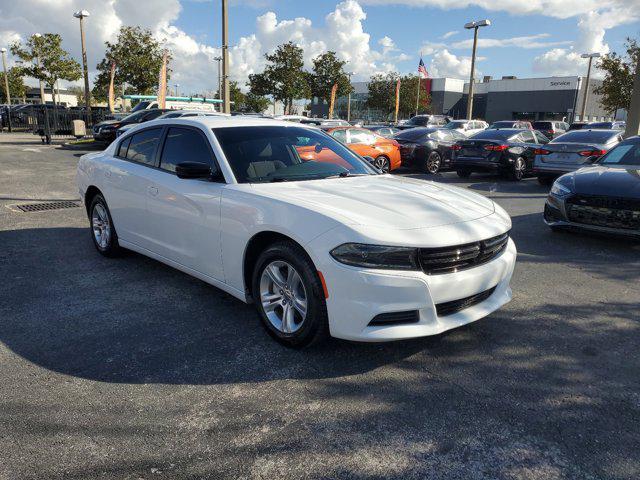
[127,116,315,130]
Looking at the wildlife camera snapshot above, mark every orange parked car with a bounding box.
[322,127,401,172]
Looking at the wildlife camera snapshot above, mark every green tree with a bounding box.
[248,42,310,114]
[10,33,81,105]
[594,38,639,114]
[366,72,431,119]
[228,80,245,109]
[92,26,168,101]
[244,92,270,113]
[308,51,353,105]
[0,67,27,103]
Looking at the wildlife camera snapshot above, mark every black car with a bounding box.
[92,108,170,143]
[396,115,449,130]
[451,128,550,180]
[587,121,626,130]
[394,127,466,173]
[544,136,640,237]
[531,120,568,140]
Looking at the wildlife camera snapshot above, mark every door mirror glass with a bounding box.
[175,162,212,179]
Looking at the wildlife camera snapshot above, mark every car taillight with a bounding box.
[484,144,509,151]
[578,149,606,157]
[451,144,462,151]
[534,148,551,155]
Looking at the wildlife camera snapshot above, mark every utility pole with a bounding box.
[214,56,222,112]
[221,0,230,114]
[74,11,92,124]
[464,19,490,120]
[624,57,640,138]
[346,71,354,122]
[1,47,12,131]
[579,53,601,121]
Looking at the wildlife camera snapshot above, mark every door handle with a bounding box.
[148,186,158,197]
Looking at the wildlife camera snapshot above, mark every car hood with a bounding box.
[249,174,495,229]
[95,119,121,128]
[561,165,640,198]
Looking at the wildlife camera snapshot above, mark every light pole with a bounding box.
[214,56,222,110]
[464,19,490,120]
[221,0,230,114]
[33,34,46,105]
[1,47,12,131]
[174,83,180,97]
[73,10,92,124]
[579,52,601,122]
[346,71,354,122]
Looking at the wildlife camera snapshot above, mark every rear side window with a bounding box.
[126,128,162,166]
[330,129,347,143]
[160,127,213,173]
[117,137,131,158]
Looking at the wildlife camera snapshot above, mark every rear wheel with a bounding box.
[374,155,390,173]
[89,193,121,257]
[423,151,441,174]
[252,241,329,348]
[456,169,471,178]
[511,157,526,181]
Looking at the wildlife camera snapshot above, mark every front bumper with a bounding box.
[544,194,640,237]
[311,238,517,341]
[93,128,117,143]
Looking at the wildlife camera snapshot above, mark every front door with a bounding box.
[144,126,225,280]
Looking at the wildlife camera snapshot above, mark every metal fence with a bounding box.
[1,105,112,143]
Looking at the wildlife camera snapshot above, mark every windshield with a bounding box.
[120,110,148,123]
[213,126,377,183]
[588,122,613,129]
[552,130,618,144]
[599,141,640,166]
[443,121,465,129]
[488,121,514,129]
[130,101,152,112]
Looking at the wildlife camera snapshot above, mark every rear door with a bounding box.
[102,127,163,249]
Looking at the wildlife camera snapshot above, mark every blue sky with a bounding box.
[174,0,638,82]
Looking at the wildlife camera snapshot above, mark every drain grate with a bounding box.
[14,201,81,213]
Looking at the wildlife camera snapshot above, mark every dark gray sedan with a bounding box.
[533,129,623,184]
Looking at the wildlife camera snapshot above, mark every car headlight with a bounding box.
[550,182,572,197]
[330,243,420,270]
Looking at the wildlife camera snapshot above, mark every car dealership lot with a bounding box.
[1,138,639,479]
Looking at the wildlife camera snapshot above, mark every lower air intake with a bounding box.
[436,286,497,317]
[369,310,419,327]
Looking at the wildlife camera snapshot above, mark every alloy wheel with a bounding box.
[513,157,525,180]
[426,152,441,174]
[374,156,390,173]
[259,260,308,334]
[92,203,111,249]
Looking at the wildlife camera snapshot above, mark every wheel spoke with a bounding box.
[265,264,286,289]
[292,295,307,317]
[261,292,282,312]
[282,303,295,333]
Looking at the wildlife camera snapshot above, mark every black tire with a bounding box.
[537,175,554,186]
[511,157,526,181]
[252,241,329,348]
[374,155,390,173]
[423,151,441,174]
[456,169,471,178]
[89,193,121,257]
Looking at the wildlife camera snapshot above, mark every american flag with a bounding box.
[418,58,428,79]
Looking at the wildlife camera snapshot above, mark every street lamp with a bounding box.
[174,83,180,97]
[73,10,92,124]
[346,71,354,122]
[579,52,601,122]
[1,47,12,131]
[33,33,46,105]
[464,19,490,120]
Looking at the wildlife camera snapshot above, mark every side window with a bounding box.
[535,132,549,144]
[520,131,535,143]
[160,127,213,173]
[348,129,372,144]
[126,128,162,166]
[117,137,131,158]
[330,129,347,143]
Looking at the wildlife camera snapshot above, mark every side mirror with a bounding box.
[314,143,323,153]
[175,162,214,180]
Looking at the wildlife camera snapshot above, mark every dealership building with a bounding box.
[314,75,619,123]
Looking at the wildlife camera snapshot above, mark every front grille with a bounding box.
[566,195,640,231]
[418,232,509,275]
[436,286,497,317]
[369,310,419,327]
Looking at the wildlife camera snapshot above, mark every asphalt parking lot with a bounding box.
[1,135,639,480]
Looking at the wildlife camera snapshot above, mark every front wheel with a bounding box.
[423,151,441,174]
[252,241,329,348]
[373,155,390,173]
[89,193,121,257]
[511,157,526,181]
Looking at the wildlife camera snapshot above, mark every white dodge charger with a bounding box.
[77,117,516,347]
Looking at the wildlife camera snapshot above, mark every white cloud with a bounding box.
[440,30,458,40]
[428,49,479,79]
